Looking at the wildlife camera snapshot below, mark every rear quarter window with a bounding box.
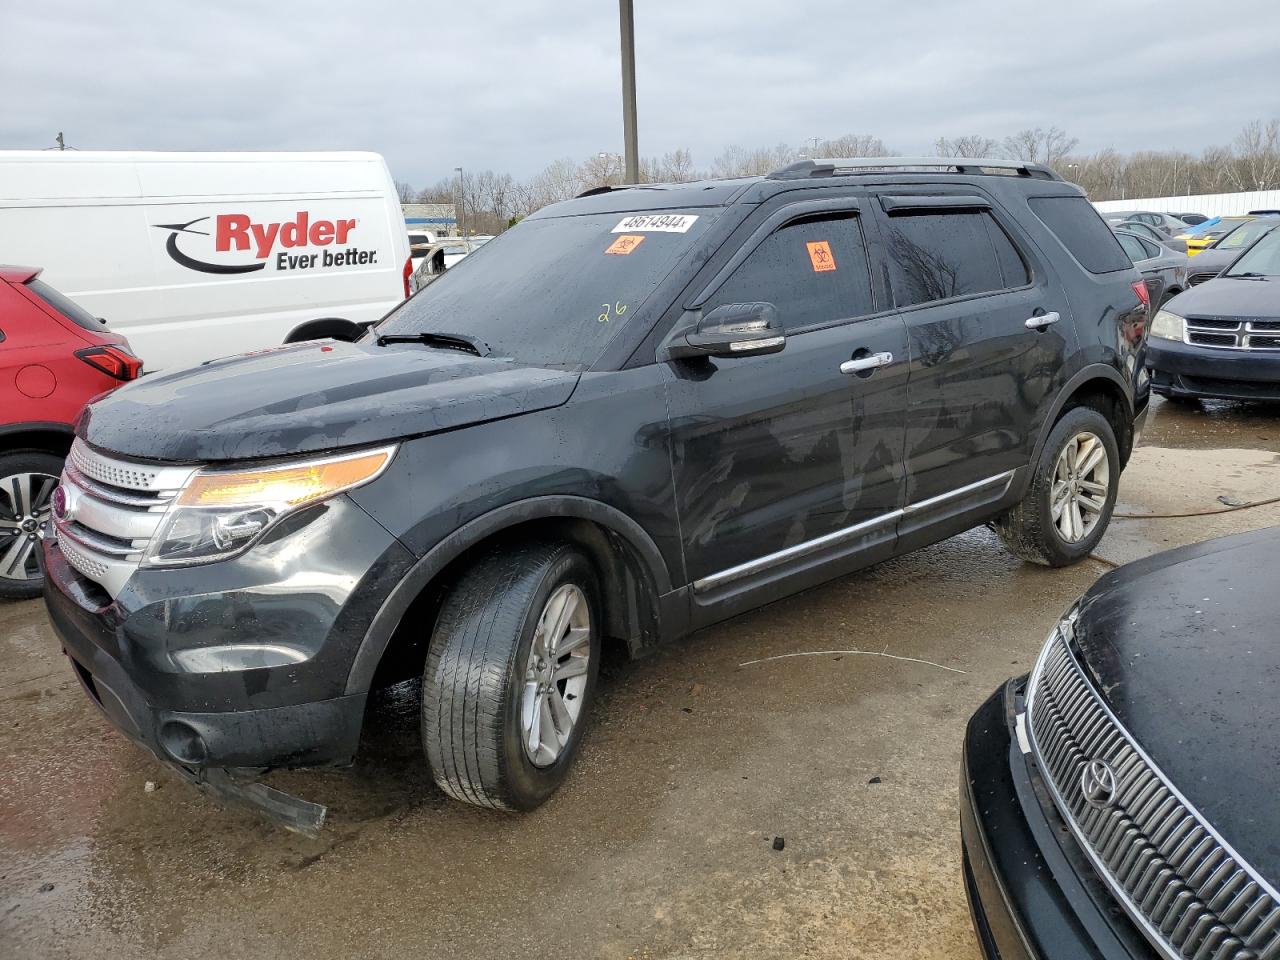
[1028,197,1132,274]
[26,278,106,331]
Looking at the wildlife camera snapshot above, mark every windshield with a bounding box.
[1198,217,1249,238]
[374,209,719,368]
[1212,218,1279,251]
[1225,228,1280,277]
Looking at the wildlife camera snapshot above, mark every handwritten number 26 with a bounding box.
[598,302,628,323]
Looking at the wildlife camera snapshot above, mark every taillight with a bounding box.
[1131,279,1151,311]
[76,345,142,381]
[402,256,413,299]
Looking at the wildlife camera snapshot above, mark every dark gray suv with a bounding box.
[43,158,1151,828]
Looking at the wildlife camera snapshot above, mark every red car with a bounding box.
[1,266,142,599]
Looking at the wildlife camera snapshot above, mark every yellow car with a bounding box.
[1177,216,1254,255]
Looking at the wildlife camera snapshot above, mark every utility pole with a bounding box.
[618,0,639,183]
[455,166,465,237]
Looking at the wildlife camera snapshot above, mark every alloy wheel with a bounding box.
[1051,432,1110,544]
[0,472,58,582]
[520,583,592,767]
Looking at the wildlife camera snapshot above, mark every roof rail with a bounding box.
[768,156,1062,182]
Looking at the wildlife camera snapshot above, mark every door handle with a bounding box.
[1025,311,1061,330]
[840,351,893,375]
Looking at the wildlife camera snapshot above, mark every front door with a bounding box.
[664,203,909,598]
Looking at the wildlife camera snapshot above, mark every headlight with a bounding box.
[142,445,396,567]
[1149,309,1185,342]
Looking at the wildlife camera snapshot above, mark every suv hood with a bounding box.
[1167,276,1280,319]
[79,339,580,462]
[1068,527,1280,879]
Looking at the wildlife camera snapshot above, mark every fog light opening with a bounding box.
[159,720,209,766]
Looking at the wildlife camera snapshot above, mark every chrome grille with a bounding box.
[1184,316,1280,351]
[53,440,196,597]
[1027,631,1280,960]
[1187,272,1219,286]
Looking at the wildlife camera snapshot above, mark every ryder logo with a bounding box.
[155,212,379,275]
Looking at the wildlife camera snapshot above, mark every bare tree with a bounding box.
[643,148,698,183]
[1001,127,1078,167]
[710,143,798,178]
[1229,119,1280,191]
[817,134,892,158]
[394,180,416,203]
[934,135,999,158]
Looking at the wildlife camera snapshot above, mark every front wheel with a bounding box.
[993,406,1120,567]
[421,543,601,810]
[0,451,63,601]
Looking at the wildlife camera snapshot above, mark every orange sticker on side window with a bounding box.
[806,240,837,272]
[606,234,645,255]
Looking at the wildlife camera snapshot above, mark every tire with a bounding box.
[993,406,1120,567]
[0,451,63,601]
[422,542,602,811]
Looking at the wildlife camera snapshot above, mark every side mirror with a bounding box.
[663,302,786,361]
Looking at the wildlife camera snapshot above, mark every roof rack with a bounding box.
[767,156,1062,182]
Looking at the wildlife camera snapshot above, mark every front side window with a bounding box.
[704,213,875,332]
[884,210,1027,308]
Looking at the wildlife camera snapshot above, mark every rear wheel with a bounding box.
[993,407,1119,567]
[421,542,601,810]
[0,451,62,600]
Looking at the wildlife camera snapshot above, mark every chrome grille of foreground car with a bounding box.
[1027,631,1280,960]
[1185,316,1280,351]
[53,440,196,598]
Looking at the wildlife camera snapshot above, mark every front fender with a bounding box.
[343,495,675,695]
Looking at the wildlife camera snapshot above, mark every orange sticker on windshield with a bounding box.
[606,234,645,255]
[807,241,837,272]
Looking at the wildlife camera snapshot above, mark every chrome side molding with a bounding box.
[693,470,1014,592]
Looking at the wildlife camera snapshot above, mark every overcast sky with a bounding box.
[5,0,1279,187]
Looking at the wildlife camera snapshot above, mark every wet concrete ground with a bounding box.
[3,397,1279,960]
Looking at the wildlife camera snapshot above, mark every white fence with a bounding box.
[1093,190,1280,218]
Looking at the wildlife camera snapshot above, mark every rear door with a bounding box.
[872,192,1075,523]
[664,197,909,600]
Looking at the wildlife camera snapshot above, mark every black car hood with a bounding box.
[1069,527,1280,879]
[1167,276,1280,319]
[1186,248,1236,276]
[79,339,580,462]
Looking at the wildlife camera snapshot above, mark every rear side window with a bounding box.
[26,278,104,331]
[883,210,1026,308]
[1028,197,1132,274]
[705,213,875,331]
[1116,233,1149,262]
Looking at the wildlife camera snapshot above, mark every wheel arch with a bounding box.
[1030,365,1135,473]
[0,422,75,458]
[344,496,675,695]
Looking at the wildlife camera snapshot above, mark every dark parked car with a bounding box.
[1186,217,1280,285]
[1148,225,1280,401]
[1116,219,1189,255]
[43,157,1150,828]
[962,526,1280,960]
[1114,229,1189,306]
[1103,210,1190,238]
[1173,212,1209,225]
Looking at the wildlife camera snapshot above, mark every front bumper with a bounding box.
[42,494,416,830]
[960,680,1157,959]
[1147,337,1280,400]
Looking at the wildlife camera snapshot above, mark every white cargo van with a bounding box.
[0,151,411,371]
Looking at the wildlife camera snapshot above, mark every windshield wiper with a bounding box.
[1227,272,1273,281]
[374,331,490,356]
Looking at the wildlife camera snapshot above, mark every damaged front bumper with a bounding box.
[40,530,402,835]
